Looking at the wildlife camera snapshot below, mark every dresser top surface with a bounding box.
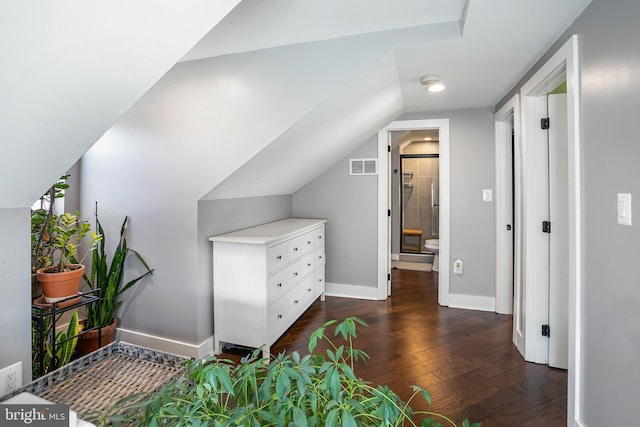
[209,218,326,245]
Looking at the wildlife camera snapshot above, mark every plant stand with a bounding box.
[31,289,102,379]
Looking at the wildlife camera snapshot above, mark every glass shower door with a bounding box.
[400,156,439,253]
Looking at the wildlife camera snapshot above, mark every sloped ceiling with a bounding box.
[0,0,240,208]
[193,0,591,200]
[1,0,592,206]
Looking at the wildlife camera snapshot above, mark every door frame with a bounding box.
[377,119,450,304]
[519,35,582,424]
[494,94,520,317]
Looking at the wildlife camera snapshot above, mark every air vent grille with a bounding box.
[349,158,377,175]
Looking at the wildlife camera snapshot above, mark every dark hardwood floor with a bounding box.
[227,269,568,426]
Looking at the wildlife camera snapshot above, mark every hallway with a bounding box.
[269,269,568,426]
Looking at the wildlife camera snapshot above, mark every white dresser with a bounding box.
[210,218,326,358]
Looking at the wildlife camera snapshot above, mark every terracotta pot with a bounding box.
[31,273,42,300]
[76,318,118,356]
[37,264,84,303]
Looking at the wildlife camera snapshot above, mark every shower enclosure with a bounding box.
[400,154,439,254]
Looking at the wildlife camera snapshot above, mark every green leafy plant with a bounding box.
[33,311,82,376]
[82,214,154,329]
[95,318,479,427]
[45,212,101,273]
[31,175,69,274]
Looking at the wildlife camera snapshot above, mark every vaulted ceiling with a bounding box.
[0,0,592,206]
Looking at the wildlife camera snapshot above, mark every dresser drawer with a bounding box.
[268,285,302,341]
[267,241,289,274]
[314,248,325,266]
[311,227,325,251]
[299,274,317,308]
[314,267,325,295]
[301,252,316,276]
[267,263,298,303]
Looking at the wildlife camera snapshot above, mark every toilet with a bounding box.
[424,239,439,272]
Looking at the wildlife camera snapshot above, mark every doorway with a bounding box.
[512,35,582,422]
[377,119,450,304]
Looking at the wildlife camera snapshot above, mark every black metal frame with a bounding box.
[31,288,102,379]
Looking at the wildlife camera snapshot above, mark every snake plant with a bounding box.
[82,214,154,329]
[42,311,81,373]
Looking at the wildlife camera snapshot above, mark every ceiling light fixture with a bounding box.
[423,137,433,141]
[420,74,446,92]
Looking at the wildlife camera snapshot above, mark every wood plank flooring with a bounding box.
[226,269,568,426]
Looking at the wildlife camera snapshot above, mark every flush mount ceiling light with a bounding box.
[420,74,446,92]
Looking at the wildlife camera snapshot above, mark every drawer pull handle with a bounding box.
[294,272,298,276]
[278,314,283,319]
[277,255,282,260]
[318,236,322,239]
[277,283,282,288]
[294,300,299,304]
[307,241,312,245]
[307,288,312,292]
[307,263,312,267]
[294,247,298,252]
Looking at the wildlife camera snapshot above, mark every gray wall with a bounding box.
[400,109,495,297]
[197,195,292,342]
[294,108,495,298]
[0,208,31,376]
[293,136,378,288]
[497,0,640,423]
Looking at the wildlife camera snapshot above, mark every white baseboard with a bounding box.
[117,327,214,359]
[325,282,381,300]
[575,420,587,427]
[391,253,400,261]
[447,293,496,312]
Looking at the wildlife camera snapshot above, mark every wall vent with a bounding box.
[349,158,377,175]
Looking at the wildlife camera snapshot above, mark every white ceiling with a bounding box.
[183,0,591,113]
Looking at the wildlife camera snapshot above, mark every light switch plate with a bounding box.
[482,189,492,202]
[617,193,632,226]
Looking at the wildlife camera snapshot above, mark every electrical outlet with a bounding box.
[0,361,22,397]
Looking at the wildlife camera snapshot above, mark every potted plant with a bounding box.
[76,213,154,356]
[36,212,102,304]
[94,318,479,427]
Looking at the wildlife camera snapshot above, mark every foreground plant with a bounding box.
[96,318,479,426]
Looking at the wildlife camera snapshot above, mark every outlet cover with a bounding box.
[0,361,22,397]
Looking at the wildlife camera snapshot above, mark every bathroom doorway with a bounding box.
[390,129,440,267]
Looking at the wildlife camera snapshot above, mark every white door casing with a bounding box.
[548,92,569,370]
[519,35,582,424]
[377,119,450,304]
[494,95,520,317]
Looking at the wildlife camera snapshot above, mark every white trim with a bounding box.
[324,282,380,300]
[519,35,582,424]
[391,253,400,261]
[494,94,520,316]
[117,327,214,359]
[447,294,496,312]
[378,119,450,305]
[575,420,587,427]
